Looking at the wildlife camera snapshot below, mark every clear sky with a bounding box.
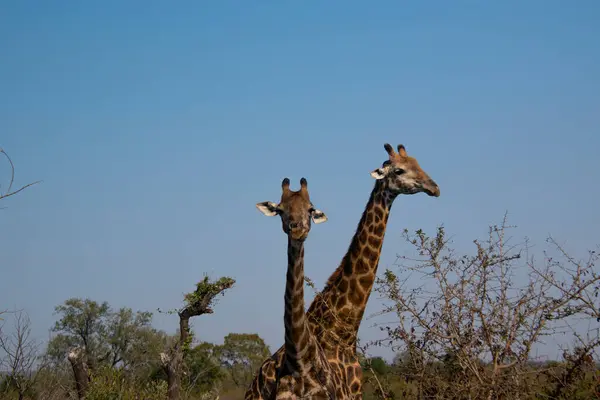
[1,1,599,361]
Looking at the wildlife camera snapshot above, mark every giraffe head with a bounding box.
[370,143,440,197]
[256,177,328,241]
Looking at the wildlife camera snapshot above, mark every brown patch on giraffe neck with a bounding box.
[342,185,391,278]
[305,182,396,349]
[283,237,319,374]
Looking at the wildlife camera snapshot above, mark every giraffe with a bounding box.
[252,177,352,399]
[246,143,440,399]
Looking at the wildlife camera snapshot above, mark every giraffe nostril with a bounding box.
[289,222,299,229]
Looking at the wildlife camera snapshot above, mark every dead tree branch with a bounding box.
[0,148,40,202]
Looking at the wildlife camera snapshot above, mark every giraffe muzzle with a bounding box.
[289,223,308,240]
[423,180,440,197]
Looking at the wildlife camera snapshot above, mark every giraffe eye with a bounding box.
[394,168,406,175]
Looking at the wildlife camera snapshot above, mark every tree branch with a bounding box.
[0,148,41,201]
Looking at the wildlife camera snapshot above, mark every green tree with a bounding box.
[48,298,111,368]
[369,357,390,376]
[105,307,153,367]
[47,298,157,370]
[186,342,224,394]
[124,326,169,382]
[218,333,270,389]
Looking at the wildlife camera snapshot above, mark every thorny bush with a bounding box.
[367,215,600,399]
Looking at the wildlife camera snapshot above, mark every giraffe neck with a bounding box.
[283,236,318,374]
[307,181,395,349]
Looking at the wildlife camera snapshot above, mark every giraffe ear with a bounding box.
[311,209,328,224]
[370,167,388,180]
[256,201,279,217]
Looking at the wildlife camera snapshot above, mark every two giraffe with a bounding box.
[250,143,440,399]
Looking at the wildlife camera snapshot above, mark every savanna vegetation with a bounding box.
[2,150,599,399]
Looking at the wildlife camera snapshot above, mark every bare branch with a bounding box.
[0,148,41,202]
[0,310,42,399]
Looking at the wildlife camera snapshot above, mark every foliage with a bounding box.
[84,366,168,400]
[106,308,153,366]
[184,276,236,311]
[125,326,169,381]
[218,333,271,388]
[359,355,600,400]
[186,342,226,395]
[49,298,111,367]
[368,357,390,376]
[2,217,599,399]
[47,298,160,371]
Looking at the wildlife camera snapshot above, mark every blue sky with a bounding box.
[1,1,599,360]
